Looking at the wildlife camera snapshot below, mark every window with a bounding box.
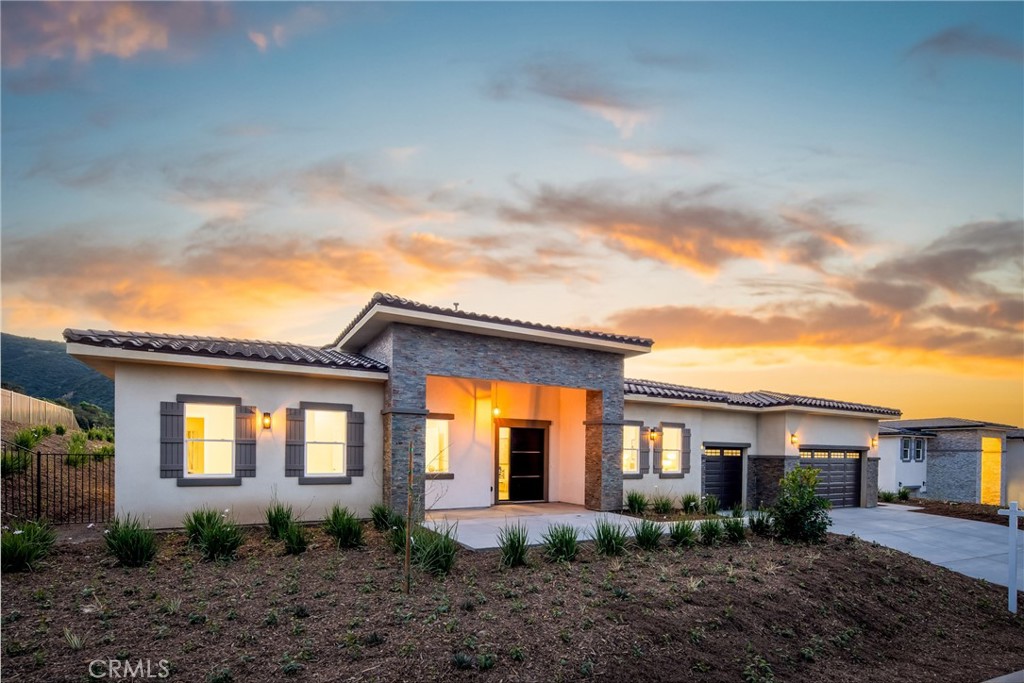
[184,403,235,477]
[913,438,925,462]
[900,438,912,462]
[661,426,682,474]
[305,409,346,476]
[622,425,640,475]
[426,419,450,474]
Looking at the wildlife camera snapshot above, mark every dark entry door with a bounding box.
[508,428,545,502]
[799,450,861,508]
[704,448,743,509]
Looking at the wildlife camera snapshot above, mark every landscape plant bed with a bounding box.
[902,498,1017,527]
[617,509,720,523]
[3,524,1022,682]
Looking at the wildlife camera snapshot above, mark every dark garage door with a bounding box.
[704,448,743,509]
[799,450,862,508]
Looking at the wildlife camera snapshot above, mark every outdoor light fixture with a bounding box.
[492,407,501,417]
[871,436,878,448]
[790,432,798,446]
[262,412,272,430]
[648,427,659,441]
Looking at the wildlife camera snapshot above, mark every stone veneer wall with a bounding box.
[360,323,625,517]
[865,458,879,508]
[922,430,983,503]
[746,456,799,509]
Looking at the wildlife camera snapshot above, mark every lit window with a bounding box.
[661,427,682,473]
[622,425,640,474]
[900,438,912,462]
[305,409,346,476]
[185,404,234,477]
[426,419,450,474]
[913,439,925,462]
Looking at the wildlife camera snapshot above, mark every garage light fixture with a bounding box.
[262,412,272,430]
[790,432,798,446]
[871,436,878,448]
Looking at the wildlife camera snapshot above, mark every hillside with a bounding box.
[1,333,113,413]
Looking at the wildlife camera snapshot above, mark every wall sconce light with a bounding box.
[790,432,798,446]
[492,407,501,417]
[262,412,272,430]
[871,436,878,448]
[648,427,659,442]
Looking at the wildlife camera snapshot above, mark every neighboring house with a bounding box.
[877,425,935,495]
[64,293,899,528]
[880,418,1020,505]
[1007,430,1024,505]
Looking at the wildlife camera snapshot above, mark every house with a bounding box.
[1006,429,1023,504]
[64,293,900,528]
[879,418,1020,505]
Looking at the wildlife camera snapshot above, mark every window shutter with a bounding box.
[653,432,663,474]
[235,405,257,478]
[682,428,692,473]
[639,426,650,474]
[160,402,184,478]
[347,411,364,477]
[285,408,305,477]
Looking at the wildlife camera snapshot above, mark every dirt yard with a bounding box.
[904,498,1015,527]
[2,525,1021,682]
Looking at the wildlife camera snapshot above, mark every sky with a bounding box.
[1,2,1022,425]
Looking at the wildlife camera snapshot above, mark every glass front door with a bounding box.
[497,426,546,502]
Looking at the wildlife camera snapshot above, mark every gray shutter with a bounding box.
[639,426,651,474]
[347,411,364,477]
[160,402,184,478]
[235,406,257,478]
[682,428,692,473]
[653,431,663,473]
[285,408,305,477]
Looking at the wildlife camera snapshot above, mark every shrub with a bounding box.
[387,516,407,554]
[92,444,115,460]
[878,490,898,503]
[542,524,579,563]
[65,433,89,466]
[183,507,221,545]
[55,425,66,436]
[37,425,53,438]
[370,503,394,531]
[497,522,529,567]
[731,503,745,518]
[651,494,674,515]
[702,494,721,516]
[413,523,458,575]
[1,520,56,572]
[87,427,114,442]
[680,493,701,514]
[323,505,364,549]
[1,452,31,477]
[12,428,39,451]
[699,519,723,546]
[747,508,774,538]
[592,518,628,556]
[625,491,648,515]
[723,518,746,543]
[631,518,663,551]
[264,501,294,540]
[281,523,308,555]
[197,516,244,561]
[772,468,832,544]
[668,520,698,548]
[104,514,157,567]
[897,487,911,502]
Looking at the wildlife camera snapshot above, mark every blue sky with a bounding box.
[2,2,1022,423]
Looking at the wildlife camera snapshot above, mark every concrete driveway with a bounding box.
[830,504,1023,590]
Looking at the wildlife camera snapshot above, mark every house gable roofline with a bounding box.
[882,417,1020,432]
[333,292,654,357]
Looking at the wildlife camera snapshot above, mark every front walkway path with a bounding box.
[830,504,1023,590]
[425,503,631,551]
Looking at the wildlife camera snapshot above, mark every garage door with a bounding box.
[799,450,862,508]
[704,447,743,509]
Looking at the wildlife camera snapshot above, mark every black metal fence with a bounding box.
[1,440,114,525]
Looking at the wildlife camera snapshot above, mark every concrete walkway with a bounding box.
[830,504,1023,590]
[425,503,633,551]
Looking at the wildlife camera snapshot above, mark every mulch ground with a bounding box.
[903,498,1016,527]
[2,525,1022,683]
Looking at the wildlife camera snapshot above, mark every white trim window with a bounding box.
[305,409,347,477]
[622,425,640,475]
[900,438,912,462]
[661,426,683,474]
[913,438,925,462]
[426,419,450,474]
[184,403,235,477]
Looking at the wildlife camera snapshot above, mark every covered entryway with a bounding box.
[704,447,743,509]
[800,449,862,508]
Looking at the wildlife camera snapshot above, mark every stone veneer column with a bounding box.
[745,455,801,509]
[865,458,879,508]
[383,410,427,520]
[584,389,624,511]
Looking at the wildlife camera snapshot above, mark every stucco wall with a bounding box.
[1007,437,1024,505]
[877,437,928,493]
[115,363,385,528]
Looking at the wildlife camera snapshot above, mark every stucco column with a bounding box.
[584,389,624,511]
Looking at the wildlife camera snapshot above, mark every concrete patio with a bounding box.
[830,503,1023,590]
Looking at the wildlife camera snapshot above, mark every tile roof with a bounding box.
[64,329,388,373]
[624,378,901,416]
[333,292,654,349]
[882,417,1019,431]
[879,425,936,437]
[1008,429,1024,439]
